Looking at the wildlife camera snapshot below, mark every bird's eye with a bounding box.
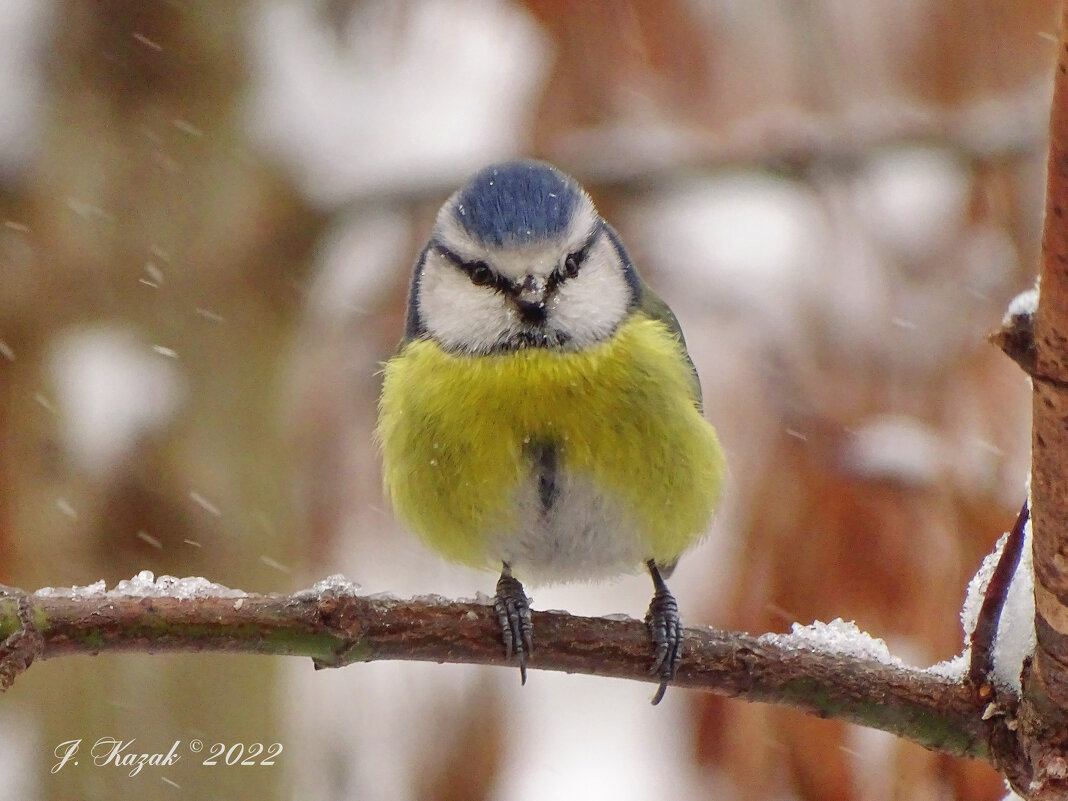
[563,253,581,279]
[468,262,494,287]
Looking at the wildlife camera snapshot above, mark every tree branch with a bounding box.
[1004,4,1068,796]
[0,581,993,761]
[335,83,1047,213]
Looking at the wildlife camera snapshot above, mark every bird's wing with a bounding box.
[637,281,704,413]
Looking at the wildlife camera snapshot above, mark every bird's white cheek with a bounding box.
[418,268,514,352]
[550,258,631,347]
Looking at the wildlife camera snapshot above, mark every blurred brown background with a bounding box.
[0,0,1050,799]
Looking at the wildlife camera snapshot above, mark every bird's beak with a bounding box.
[514,275,548,323]
[516,275,547,305]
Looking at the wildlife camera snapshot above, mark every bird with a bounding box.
[376,159,725,704]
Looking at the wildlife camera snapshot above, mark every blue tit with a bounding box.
[377,159,725,703]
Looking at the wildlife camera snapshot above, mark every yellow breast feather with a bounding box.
[376,314,725,572]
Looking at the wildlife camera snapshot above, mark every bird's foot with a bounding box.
[495,572,533,684]
[645,581,683,705]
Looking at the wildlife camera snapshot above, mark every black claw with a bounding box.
[645,561,683,705]
[495,571,533,684]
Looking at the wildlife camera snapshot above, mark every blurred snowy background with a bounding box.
[0,0,1053,799]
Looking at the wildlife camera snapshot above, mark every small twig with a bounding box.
[990,305,1037,378]
[0,585,44,692]
[968,500,1030,691]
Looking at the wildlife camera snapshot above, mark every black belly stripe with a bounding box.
[529,440,559,516]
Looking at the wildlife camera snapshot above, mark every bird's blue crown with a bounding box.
[452,160,581,247]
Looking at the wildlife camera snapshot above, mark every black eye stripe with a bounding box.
[549,223,604,289]
[433,244,508,291]
[432,221,604,295]
[432,243,468,268]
